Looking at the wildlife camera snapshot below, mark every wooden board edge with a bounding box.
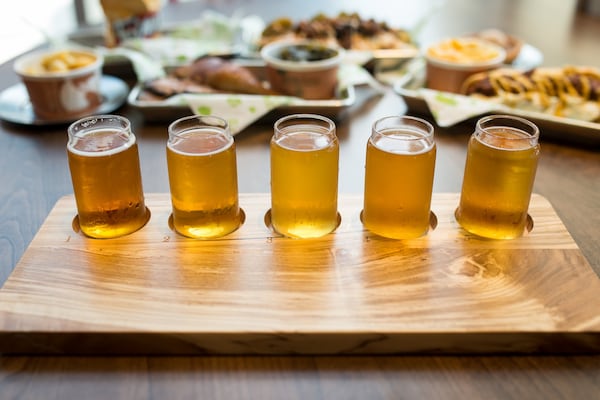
[0,331,599,355]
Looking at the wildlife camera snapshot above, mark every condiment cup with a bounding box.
[13,46,103,121]
[425,37,506,93]
[260,40,344,100]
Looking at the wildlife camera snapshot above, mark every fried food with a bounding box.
[23,51,97,75]
[461,66,600,121]
[143,76,217,98]
[470,29,523,64]
[141,56,280,100]
[259,12,414,51]
[179,57,277,95]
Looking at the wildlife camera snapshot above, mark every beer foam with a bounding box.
[275,128,335,151]
[68,129,136,157]
[371,128,434,155]
[168,129,233,156]
[477,127,536,151]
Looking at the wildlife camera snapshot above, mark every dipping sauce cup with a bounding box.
[456,115,540,239]
[167,115,242,239]
[67,115,149,239]
[261,40,344,99]
[362,116,436,239]
[270,114,339,239]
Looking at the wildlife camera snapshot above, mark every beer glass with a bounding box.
[456,115,540,239]
[67,115,148,239]
[362,116,436,239]
[166,115,241,239]
[270,114,339,239]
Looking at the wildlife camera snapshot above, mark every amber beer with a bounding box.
[166,116,241,239]
[362,116,436,239]
[456,115,540,239]
[67,115,148,239]
[270,114,339,238]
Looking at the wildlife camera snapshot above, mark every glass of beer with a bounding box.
[166,115,241,239]
[270,114,339,239]
[456,114,540,239]
[67,115,149,239]
[362,116,437,239]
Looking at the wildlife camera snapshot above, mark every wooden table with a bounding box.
[1,0,599,398]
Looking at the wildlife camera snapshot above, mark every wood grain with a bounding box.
[1,2,600,398]
[0,193,598,355]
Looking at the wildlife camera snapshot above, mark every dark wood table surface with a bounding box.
[1,0,599,398]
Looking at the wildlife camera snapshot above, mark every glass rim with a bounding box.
[168,115,231,141]
[476,114,540,140]
[371,115,435,141]
[68,114,130,139]
[274,113,336,138]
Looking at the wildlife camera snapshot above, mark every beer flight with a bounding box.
[66,113,540,241]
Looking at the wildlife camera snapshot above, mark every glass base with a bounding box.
[72,207,151,239]
[360,210,438,240]
[264,209,341,239]
[454,208,534,240]
[168,209,246,239]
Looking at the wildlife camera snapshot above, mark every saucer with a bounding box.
[0,75,129,126]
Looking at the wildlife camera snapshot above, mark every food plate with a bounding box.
[257,12,418,62]
[0,76,129,126]
[128,63,357,123]
[394,64,600,147]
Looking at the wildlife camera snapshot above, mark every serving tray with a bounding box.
[393,65,600,147]
[0,193,599,355]
[128,62,356,122]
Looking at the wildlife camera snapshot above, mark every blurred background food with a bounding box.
[461,66,600,121]
[470,29,524,64]
[424,37,506,93]
[2,0,599,132]
[260,40,344,99]
[30,50,97,74]
[99,0,162,47]
[138,56,278,101]
[259,12,415,51]
[13,46,103,120]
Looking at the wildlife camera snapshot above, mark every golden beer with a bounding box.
[67,116,148,239]
[362,117,436,239]
[167,116,240,239]
[456,115,540,239]
[270,114,339,238]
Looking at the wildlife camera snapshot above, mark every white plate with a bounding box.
[0,75,129,126]
[511,43,544,70]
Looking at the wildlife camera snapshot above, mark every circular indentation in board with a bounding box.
[524,213,534,234]
[453,208,535,238]
[359,210,438,239]
[72,207,151,239]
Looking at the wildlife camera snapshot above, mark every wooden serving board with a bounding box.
[1,193,599,355]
